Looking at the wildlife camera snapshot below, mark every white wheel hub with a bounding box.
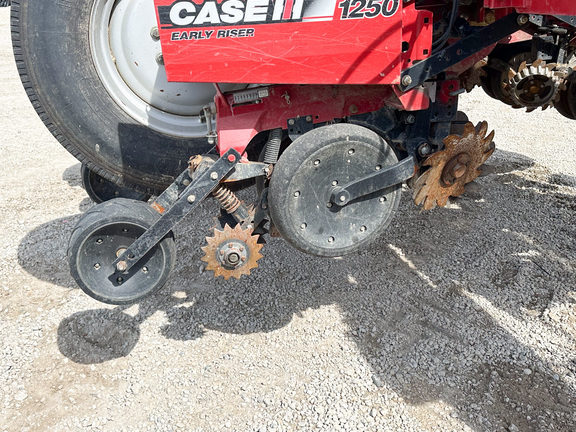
[90,0,243,137]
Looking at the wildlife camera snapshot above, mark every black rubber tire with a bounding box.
[555,84,576,120]
[68,198,176,305]
[10,0,212,195]
[81,164,151,204]
[268,124,402,258]
[481,42,533,107]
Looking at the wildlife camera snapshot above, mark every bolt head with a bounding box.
[210,172,218,181]
[116,261,127,272]
[227,154,236,163]
[187,195,196,204]
[402,75,413,86]
[339,195,346,202]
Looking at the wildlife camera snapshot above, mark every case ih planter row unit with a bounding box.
[11,0,576,304]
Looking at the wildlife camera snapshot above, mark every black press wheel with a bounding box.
[268,124,402,258]
[81,164,151,203]
[68,198,176,305]
[1,1,11,7]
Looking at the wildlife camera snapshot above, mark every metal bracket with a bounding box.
[287,116,314,141]
[554,15,576,28]
[330,156,416,206]
[400,13,527,92]
[113,149,241,273]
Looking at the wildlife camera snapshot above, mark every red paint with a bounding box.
[214,84,429,156]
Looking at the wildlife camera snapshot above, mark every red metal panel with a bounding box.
[215,84,416,155]
[154,0,431,85]
[484,0,576,15]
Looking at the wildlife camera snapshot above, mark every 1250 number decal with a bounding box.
[339,0,400,19]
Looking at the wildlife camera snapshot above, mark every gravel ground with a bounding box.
[1,8,576,432]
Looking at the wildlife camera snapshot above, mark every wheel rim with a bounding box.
[90,0,244,137]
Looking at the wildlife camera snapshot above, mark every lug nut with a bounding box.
[150,27,160,41]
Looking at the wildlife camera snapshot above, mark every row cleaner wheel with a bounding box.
[413,122,495,210]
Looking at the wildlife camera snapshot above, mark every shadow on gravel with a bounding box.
[18,150,576,430]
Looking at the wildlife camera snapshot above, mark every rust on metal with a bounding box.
[151,202,165,214]
[413,121,495,210]
[201,224,263,280]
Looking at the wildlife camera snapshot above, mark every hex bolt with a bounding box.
[150,27,160,41]
[402,75,413,86]
[227,253,241,265]
[300,223,307,230]
[288,119,295,126]
[187,195,196,203]
[210,172,218,181]
[156,53,164,66]
[517,15,529,25]
[116,261,127,272]
[348,149,355,155]
[116,277,124,284]
[94,263,101,270]
[360,226,367,232]
[294,191,300,197]
[327,203,333,208]
[332,180,338,186]
[418,143,432,157]
[339,195,346,203]
[306,116,313,122]
[406,114,416,124]
[142,267,148,274]
[182,179,191,186]
[328,237,335,243]
[314,159,320,165]
[375,165,382,171]
[96,238,103,244]
[379,197,387,203]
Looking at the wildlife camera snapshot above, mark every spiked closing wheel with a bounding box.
[201,224,263,280]
[413,122,495,210]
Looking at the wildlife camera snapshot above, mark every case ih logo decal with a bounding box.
[159,0,399,41]
[158,0,339,28]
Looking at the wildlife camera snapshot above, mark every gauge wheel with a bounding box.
[11,0,246,195]
[268,124,402,258]
[68,198,176,305]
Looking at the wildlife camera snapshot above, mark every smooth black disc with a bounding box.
[268,124,401,257]
[81,165,151,204]
[68,199,176,305]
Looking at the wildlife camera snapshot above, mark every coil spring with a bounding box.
[213,185,241,213]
